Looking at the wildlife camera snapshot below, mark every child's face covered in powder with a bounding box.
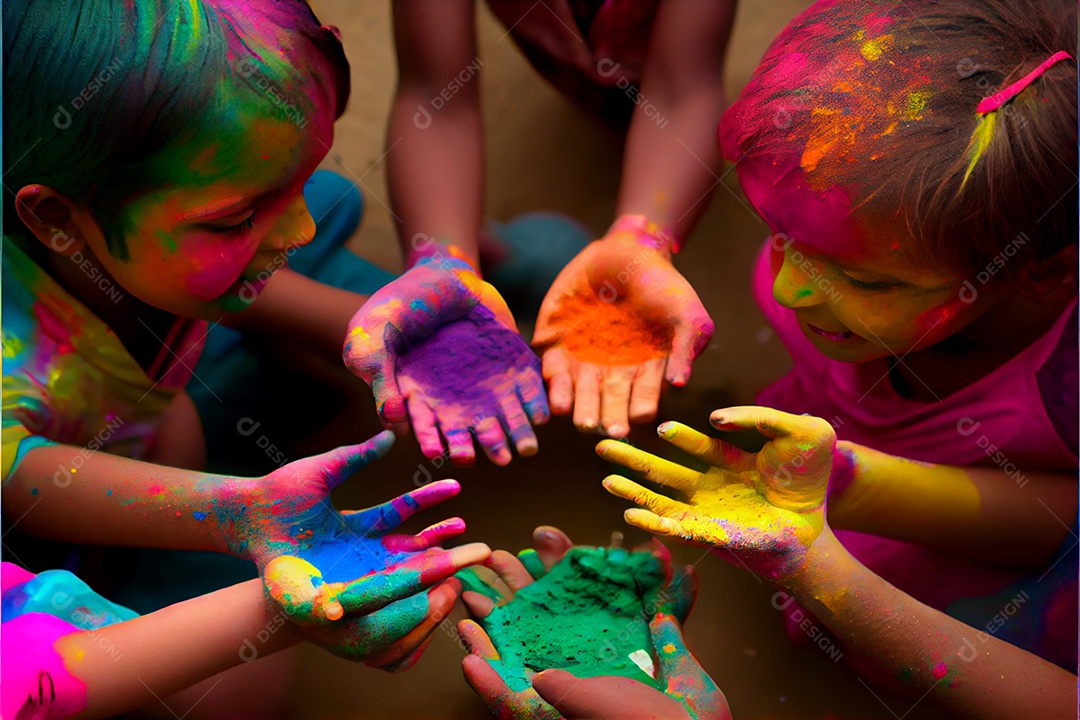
[76,97,334,319]
[739,156,998,363]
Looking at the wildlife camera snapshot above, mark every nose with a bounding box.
[772,244,826,309]
[261,194,315,253]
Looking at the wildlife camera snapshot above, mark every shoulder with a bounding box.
[1036,303,1078,456]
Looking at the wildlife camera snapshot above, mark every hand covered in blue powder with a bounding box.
[216,431,490,631]
[457,527,729,719]
[344,252,549,466]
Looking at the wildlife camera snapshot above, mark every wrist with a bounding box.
[206,475,265,560]
[606,215,677,259]
[405,235,481,275]
[783,525,851,596]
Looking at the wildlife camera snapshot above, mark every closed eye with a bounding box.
[841,273,900,291]
[202,211,256,235]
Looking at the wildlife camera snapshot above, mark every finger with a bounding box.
[623,508,699,543]
[657,421,755,473]
[595,440,702,494]
[462,590,497,619]
[603,475,693,521]
[319,431,396,491]
[345,479,461,536]
[516,368,550,427]
[665,311,714,387]
[441,425,476,468]
[532,526,573,572]
[380,518,467,552]
[486,549,534,592]
[475,416,512,467]
[572,363,602,432]
[542,348,575,416]
[650,613,728,719]
[628,358,665,424]
[458,619,500,660]
[361,580,457,670]
[500,393,539,458]
[455,565,512,604]
[599,365,635,438]
[335,543,491,614]
[710,406,834,446]
[405,390,445,461]
[517,549,546,580]
[533,670,691,720]
[378,631,437,674]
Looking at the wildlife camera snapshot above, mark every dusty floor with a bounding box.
[271,1,943,718]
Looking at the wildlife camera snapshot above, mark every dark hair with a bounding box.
[719,0,1077,279]
[3,0,350,259]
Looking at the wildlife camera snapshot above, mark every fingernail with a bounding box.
[517,437,539,456]
[657,422,676,438]
[580,418,597,430]
[540,530,560,542]
[323,600,344,621]
[604,422,625,438]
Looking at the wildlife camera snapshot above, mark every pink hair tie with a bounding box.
[976,51,1074,115]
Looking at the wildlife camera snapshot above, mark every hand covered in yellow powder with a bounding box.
[597,406,836,582]
[533,220,713,438]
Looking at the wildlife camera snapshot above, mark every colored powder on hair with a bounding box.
[544,291,673,365]
[482,547,667,692]
[397,305,539,407]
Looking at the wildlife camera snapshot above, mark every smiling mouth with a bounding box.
[807,323,854,342]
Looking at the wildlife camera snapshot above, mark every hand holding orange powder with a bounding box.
[533,216,714,438]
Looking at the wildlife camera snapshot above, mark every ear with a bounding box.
[1017,244,1078,297]
[15,185,90,258]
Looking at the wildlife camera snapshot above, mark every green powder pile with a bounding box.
[483,546,668,691]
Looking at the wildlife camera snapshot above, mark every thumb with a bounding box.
[650,614,729,720]
[533,670,691,720]
[370,354,407,425]
[343,322,408,425]
[263,555,342,622]
[319,432,396,491]
[665,310,713,386]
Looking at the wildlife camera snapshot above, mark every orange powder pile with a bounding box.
[548,291,673,364]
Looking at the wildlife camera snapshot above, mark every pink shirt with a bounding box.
[752,242,1078,667]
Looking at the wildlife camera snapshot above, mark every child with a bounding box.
[603,0,1076,709]
[389,0,730,438]
[2,0,491,714]
[715,0,1077,670]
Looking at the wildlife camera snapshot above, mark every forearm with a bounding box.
[224,268,368,358]
[785,530,1076,720]
[4,444,247,553]
[390,0,483,268]
[614,0,735,244]
[829,441,1077,565]
[62,579,300,720]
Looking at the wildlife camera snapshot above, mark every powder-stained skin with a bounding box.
[480,546,691,692]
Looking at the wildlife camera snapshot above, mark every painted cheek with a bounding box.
[913,296,967,341]
[184,238,258,301]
